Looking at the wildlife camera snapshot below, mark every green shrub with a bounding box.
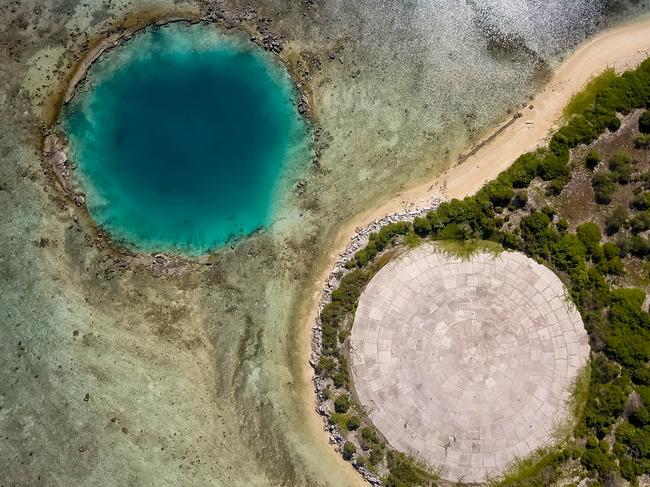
[330,412,349,430]
[604,242,622,259]
[630,211,650,233]
[361,426,378,444]
[629,407,650,428]
[547,175,570,196]
[507,152,540,187]
[334,394,351,413]
[436,223,469,240]
[636,134,650,148]
[585,149,602,170]
[591,354,621,384]
[596,248,624,275]
[584,381,628,437]
[413,216,432,237]
[497,231,519,250]
[480,179,514,207]
[346,415,361,431]
[615,421,650,481]
[633,366,650,386]
[511,190,528,209]
[332,369,349,388]
[632,192,650,211]
[426,196,496,238]
[621,235,650,257]
[608,151,633,184]
[520,211,561,260]
[552,234,588,285]
[599,289,650,367]
[521,211,551,234]
[342,441,357,460]
[369,443,385,466]
[317,356,337,375]
[354,222,412,266]
[554,115,599,147]
[537,149,570,181]
[605,206,628,235]
[640,110,650,134]
[581,440,615,474]
[577,222,602,256]
[641,172,650,190]
[404,230,420,247]
[592,172,617,204]
[585,105,622,133]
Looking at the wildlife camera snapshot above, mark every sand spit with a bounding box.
[303,13,650,482]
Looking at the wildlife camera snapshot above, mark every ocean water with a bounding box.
[62,23,310,255]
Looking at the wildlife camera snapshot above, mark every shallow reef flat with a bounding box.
[1,0,649,486]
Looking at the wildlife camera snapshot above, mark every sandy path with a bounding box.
[296,13,650,485]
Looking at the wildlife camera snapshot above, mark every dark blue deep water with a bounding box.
[63,23,309,254]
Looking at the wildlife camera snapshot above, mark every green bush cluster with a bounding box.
[592,171,617,204]
[615,386,650,481]
[630,210,650,233]
[615,421,650,479]
[342,441,357,460]
[584,380,628,438]
[334,394,351,413]
[581,436,614,473]
[318,267,372,390]
[359,427,386,466]
[353,221,411,267]
[632,191,650,210]
[591,150,633,206]
[605,205,628,235]
[608,151,633,184]
[636,133,650,148]
[618,234,650,258]
[640,110,650,134]
[585,149,602,170]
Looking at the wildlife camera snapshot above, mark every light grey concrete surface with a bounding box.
[350,244,590,483]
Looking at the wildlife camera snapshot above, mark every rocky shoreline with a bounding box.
[309,199,441,485]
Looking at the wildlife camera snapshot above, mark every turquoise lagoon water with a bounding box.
[63,23,310,255]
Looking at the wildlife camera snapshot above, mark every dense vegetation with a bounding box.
[315,58,650,486]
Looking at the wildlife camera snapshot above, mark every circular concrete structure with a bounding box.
[350,244,590,483]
